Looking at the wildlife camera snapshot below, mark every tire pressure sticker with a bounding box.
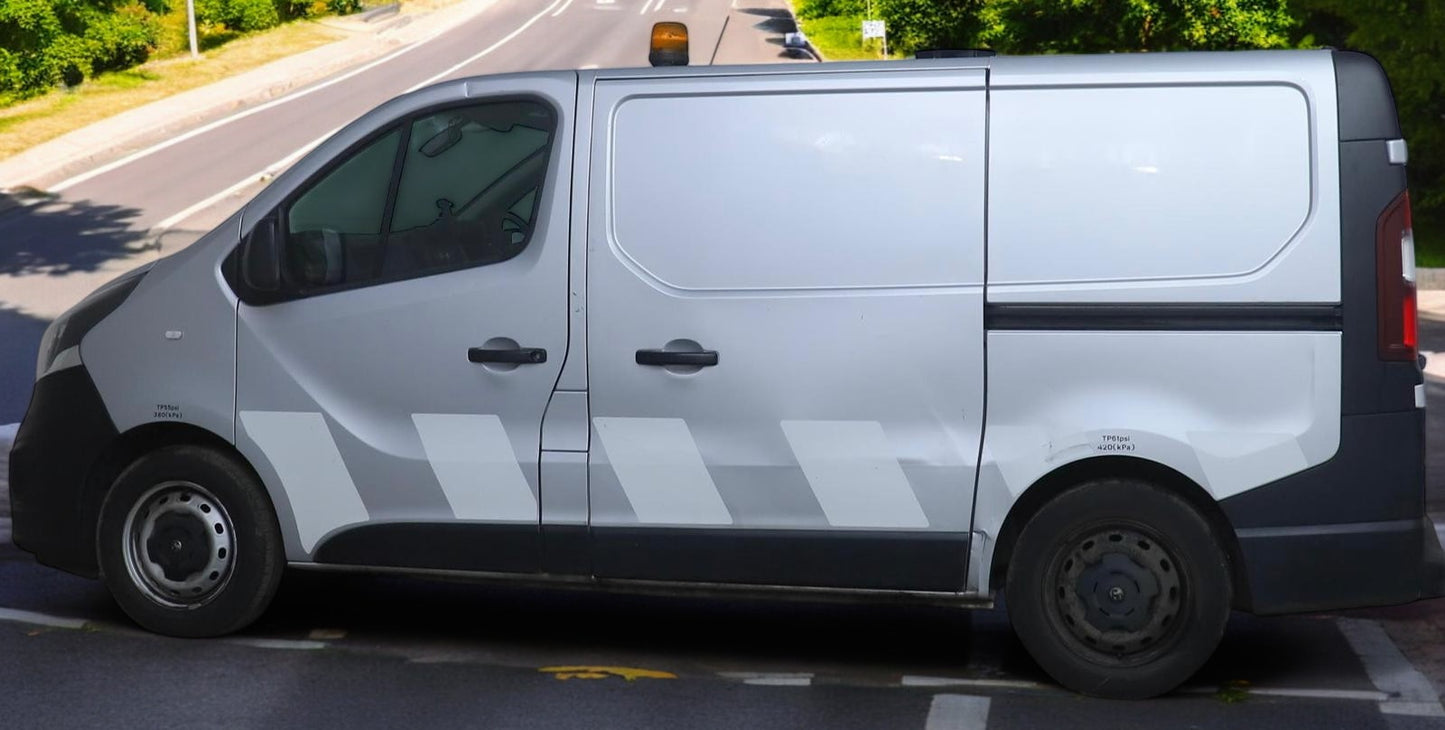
[153,404,182,420]
[1097,434,1135,453]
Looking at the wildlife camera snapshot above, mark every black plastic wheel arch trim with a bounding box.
[8,365,118,578]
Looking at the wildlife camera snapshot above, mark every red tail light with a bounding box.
[1377,191,1416,361]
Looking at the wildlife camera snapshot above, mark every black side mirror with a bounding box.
[242,218,281,293]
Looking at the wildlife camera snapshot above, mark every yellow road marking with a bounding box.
[539,666,678,681]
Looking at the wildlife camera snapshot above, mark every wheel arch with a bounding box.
[987,456,1251,610]
[80,422,266,565]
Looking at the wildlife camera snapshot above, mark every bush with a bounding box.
[84,4,160,72]
[877,0,986,54]
[976,0,1294,54]
[46,31,92,86]
[226,0,279,31]
[795,0,865,20]
[196,0,279,31]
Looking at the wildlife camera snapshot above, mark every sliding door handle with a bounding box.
[469,347,547,364]
[635,349,718,367]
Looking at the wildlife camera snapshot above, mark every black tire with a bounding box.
[1005,479,1231,699]
[97,445,284,637]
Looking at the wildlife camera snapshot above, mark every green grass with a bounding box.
[1417,216,1445,268]
[797,15,898,61]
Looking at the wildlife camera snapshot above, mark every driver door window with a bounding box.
[281,99,557,294]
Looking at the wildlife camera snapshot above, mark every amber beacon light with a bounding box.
[649,22,689,67]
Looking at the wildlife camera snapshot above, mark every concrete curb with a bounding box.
[0,0,500,191]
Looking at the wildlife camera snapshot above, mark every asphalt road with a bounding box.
[0,543,1443,729]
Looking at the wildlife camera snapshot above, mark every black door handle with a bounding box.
[469,347,547,364]
[636,349,718,367]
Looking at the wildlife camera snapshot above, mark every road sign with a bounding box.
[862,20,886,40]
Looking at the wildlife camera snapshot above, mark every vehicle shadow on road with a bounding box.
[261,570,1048,680]
[0,193,153,277]
[256,570,1363,694]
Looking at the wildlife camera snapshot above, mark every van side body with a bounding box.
[10,49,1440,697]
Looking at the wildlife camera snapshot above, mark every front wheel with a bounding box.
[97,445,284,637]
[1005,479,1231,699]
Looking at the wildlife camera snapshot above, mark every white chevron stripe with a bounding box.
[593,417,732,525]
[412,414,537,521]
[239,411,369,553]
[781,420,929,528]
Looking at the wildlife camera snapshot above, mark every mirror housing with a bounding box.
[242,218,282,293]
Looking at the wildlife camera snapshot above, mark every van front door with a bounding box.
[232,78,575,572]
[586,70,988,591]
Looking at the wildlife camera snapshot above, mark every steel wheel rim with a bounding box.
[1046,523,1186,667]
[121,481,236,609]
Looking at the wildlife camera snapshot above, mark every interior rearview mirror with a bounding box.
[420,119,464,158]
[242,218,281,293]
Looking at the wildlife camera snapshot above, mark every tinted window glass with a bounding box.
[285,129,400,289]
[386,101,555,276]
[280,100,556,294]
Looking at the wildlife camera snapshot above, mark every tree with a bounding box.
[1290,0,1445,243]
[978,0,1295,53]
[877,0,989,54]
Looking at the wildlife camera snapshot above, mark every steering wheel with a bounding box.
[500,211,530,243]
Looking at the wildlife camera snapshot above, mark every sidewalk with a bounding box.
[0,0,502,191]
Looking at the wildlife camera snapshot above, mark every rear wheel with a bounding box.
[98,445,284,637]
[1005,479,1231,699]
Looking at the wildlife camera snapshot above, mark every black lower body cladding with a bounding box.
[8,365,117,578]
[1221,410,1443,614]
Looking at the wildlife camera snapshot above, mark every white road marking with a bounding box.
[0,607,88,630]
[1180,685,1392,701]
[551,0,577,15]
[405,0,568,92]
[86,0,563,229]
[239,411,370,553]
[50,42,422,193]
[718,672,813,686]
[1337,617,1445,717]
[1423,350,1445,379]
[925,695,991,730]
[228,637,328,650]
[579,64,600,69]
[412,413,537,521]
[153,127,335,231]
[902,676,1050,691]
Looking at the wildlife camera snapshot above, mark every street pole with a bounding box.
[187,0,199,58]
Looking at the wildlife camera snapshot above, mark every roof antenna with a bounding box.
[709,16,729,65]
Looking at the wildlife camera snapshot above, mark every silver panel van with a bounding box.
[10,48,1440,698]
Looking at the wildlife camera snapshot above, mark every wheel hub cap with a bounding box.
[145,512,212,582]
[1052,528,1184,660]
[1076,552,1160,633]
[121,482,236,608]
